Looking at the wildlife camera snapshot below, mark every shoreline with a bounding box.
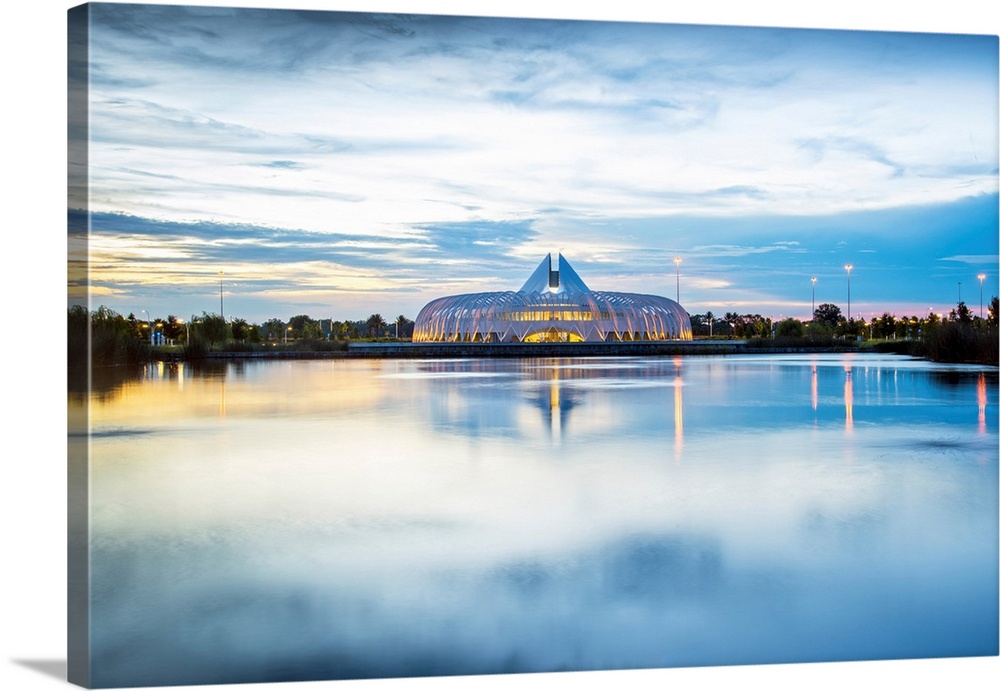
[155,340,873,361]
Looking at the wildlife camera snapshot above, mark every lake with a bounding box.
[69,353,998,687]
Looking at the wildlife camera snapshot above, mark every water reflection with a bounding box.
[811,364,818,412]
[979,372,988,435]
[68,363,145,401]
[72,354,998,687]
[844,366,854,433]
[548,369,561,445]
[673,370,684,459]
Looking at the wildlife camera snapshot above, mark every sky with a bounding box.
[68,2,999,324]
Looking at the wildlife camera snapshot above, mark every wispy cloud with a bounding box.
[689,243,803,258]
[940,254,1000,265]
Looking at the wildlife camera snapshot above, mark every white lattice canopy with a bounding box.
[412,254,692,343]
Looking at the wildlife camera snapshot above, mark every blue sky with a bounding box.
[69,2,999,323]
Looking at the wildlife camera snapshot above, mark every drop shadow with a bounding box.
[11,659,67,681]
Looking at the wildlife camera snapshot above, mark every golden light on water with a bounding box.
[549,368,561,446]
[85,362,387,432]
[978,372,987,435]
[844,366,854,433]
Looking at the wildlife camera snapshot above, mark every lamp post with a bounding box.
[958,281,962,306]
[979,273,986,318]
[673,256,681,303]
[141,309,153,346]
[219,271,225,320]
[844,264,853,321]
[811,277,816,319]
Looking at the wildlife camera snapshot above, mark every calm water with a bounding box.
[70,354,999,687]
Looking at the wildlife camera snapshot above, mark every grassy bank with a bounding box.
[857,324,997,366]
[745,328,997,366]
[180,337,351,360]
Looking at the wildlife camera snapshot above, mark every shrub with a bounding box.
[183,334,210,360]
[69,306,151,367]
[775,318,804,339]
[922,322,998,365]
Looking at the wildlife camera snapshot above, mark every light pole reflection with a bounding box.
[978,372,987,435]
[811,364,818,412]
[844,366,854,433]
[673,357,683,460]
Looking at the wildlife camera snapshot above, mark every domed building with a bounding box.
[412,253,692,343]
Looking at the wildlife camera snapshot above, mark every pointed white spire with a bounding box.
[518,253,590,294]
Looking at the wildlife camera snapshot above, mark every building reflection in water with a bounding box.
[549,368,561,445]
[526,364,586,445]
[414,358,684,446]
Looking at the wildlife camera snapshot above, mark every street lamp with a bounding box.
[844,264,853,321]
[811,277,816,319]
[219,271,225,320]
[958,281,962,305]
[141,309,153,346]
[673,256,681,303]
[979,273,986,318]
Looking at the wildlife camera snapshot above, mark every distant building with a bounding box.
[412,253,692,343]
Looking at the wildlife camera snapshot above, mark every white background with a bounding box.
[2,1,997,690]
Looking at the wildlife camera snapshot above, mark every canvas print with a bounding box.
[67,2,999,688]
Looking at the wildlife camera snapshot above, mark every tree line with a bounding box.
[69,296,998,366]
[67,305,416,365]
[688,298,998,364]
[690,299,999,339]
